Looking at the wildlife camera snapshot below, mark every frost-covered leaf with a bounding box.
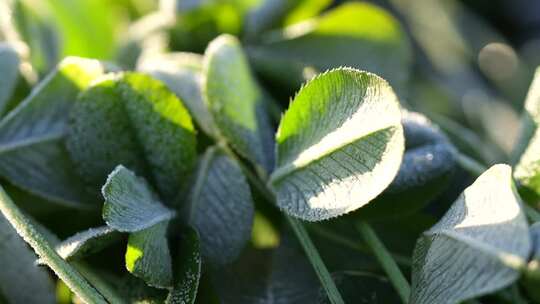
[0,57,104,208]
[0,213,55,303]
[165,226,201,304]
[212,232,321,303]
[248,2,411,97]
[56,226,122,260]
[203,34,275,173]
[189,147,254,265]
[529,222,540,261]
[102,165,175,232]
[513,67,540,200]
[356,111,457,219]
[66,72,197,201]
[410,164,530,304]
[270,68,404,221]
[138,52,218,137]
[0,44,19,114]
[126,221,173,289]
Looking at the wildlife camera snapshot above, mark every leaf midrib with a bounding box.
[0,131,64,154]
[270,125,397,184]
[430,229,527,271]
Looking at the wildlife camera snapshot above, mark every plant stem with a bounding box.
[222,144,345,303]
[74,262,127,304]
[0,185,107,304]
[288,216,345,304]
[356,221,411,303]
[307,224,412,267]
[456,152,486,177]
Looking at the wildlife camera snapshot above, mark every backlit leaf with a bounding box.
[203,34,275,173]
[248,2,411,97]
[513,67,540,200]
[138,52,219,137]
[0,44,19,114]
[410,164,530,304]
[66,72,197,201]
[56,226,122,260]
[102,165,176,232]
[0,56,104,208]
[270,68,404,221]
[126,221,173,289]
[189,146,254,265]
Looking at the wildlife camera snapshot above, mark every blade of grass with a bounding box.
[0,185,107,304]
[221,144,345,304]
[356,221,411,303]
[288,216,345,304]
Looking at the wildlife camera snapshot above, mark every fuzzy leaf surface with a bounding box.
[203,34,275,173]
[56,226,121,260]
[0,57,104,207]
[410,164,530,304]
[270,68,404,221]
[102,165,175,232]
[189,147,254,265]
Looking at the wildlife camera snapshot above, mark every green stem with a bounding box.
[223,145,345,303]
[456,152,486,177]
[0,185,106,304]
[73,262,127,304]
[288,216,345,304]
[356,221,411,303]
[307,224,412,267]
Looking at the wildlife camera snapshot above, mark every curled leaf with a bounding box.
[189,147,254,265]
[126,221,173,289]
[270,68,404,221]
[102,165,175,232]
[56,226,122,261]
[410,164,530,304]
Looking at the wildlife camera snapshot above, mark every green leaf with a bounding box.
[269,68,404,221]
[102,165,176,232]
[165,226,201,304]
[247,2,412,97]
[0,44,20,114]
[513,67,540,201]
[126,221,173,289]
[66,72,197,201]
[0,56,104,208]
[44,0,119,59]
[138,52,219,137]
[203,34,275,173]
[0,213,56,303]
[355,111,457,220]
[56,226,122,260]
[189,146,254,265]
[410,164,531,304]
